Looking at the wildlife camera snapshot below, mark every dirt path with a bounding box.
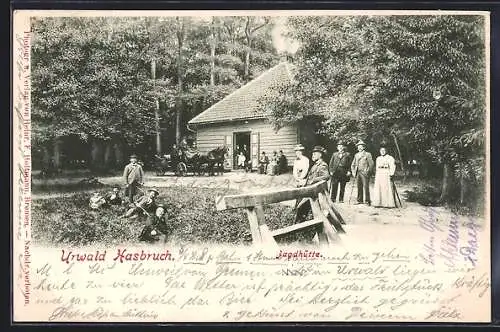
[31,172,484,228]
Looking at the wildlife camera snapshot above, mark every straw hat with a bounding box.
[356,140,366,147]
[294,144,305,151]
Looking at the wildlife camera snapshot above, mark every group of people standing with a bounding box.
[292,140,400,208]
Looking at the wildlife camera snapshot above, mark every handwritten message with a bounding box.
[419,207,482,269]
[13,243,490,322]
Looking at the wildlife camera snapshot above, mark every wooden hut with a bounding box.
[188,62,304,171]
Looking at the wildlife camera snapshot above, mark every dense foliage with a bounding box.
[261,15,486,207]
[31,16,280,168]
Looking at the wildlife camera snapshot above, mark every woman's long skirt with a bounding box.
[372,169,397,208]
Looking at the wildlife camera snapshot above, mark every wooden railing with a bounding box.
[215,180,346,246]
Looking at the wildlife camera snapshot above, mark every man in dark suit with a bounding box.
[328,141,352,203]
[123,154,144,203]
[305,146,330,186]
[350,140,374,205]
[296,145,330,223]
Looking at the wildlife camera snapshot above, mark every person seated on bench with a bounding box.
[277,150,288,175]
[267,151,279,175]
[259,152,269,174]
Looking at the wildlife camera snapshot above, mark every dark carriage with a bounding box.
[153,145,228,177]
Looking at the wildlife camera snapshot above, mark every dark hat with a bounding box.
[294,144,305,151]
[312,145,327,155]
[148,188,159,195]
[337,140,346,146]
[130,154,138,159]
[356,140,366,146]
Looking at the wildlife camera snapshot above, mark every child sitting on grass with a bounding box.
[89,187,124,210]
[89,192,107,210]
[105,187,124,206]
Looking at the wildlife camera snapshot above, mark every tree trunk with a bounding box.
[460,170,466,205]
[42,145,50,169]
[53,139,63,169]
[90,139,103,171]
[104,141,113,169]
[209,17,216,87]
[439,163,451,203]
[151,59,162,155]
[244,40,251,81]
[175,17,185,145]
[244,17,252,81]
[113,142,123,167]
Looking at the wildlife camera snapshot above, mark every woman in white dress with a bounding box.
[372,146,397,208]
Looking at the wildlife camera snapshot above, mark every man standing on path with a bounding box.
[123,154,144,203]
[328,141,352,203]
[305,146,330,186]
[296,145,329,223]
[350,140,374,205]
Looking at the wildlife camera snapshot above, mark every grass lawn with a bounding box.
[32,186,305,247]
[31,173,484,247]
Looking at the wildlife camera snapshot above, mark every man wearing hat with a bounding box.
[123,154,144,203]
[122,188,159,219]
[350,140,374,205]
[305,146,330,186]
[139,203,169,242]
[292,144,310,187]
[328,141,352,203]
[104,187,124,206]
[295,145,329,223]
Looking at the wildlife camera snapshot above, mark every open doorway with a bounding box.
[233,131,251,170]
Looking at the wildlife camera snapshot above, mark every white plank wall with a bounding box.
[195,119,298,169]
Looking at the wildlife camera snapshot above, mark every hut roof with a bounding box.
[188,62,294,125]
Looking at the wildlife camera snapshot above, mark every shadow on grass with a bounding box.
[32,177,109,195]
[403,183,484,217]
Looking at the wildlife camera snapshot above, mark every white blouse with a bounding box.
[376,154,396,176]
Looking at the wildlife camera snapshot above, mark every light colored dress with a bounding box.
[237,154,246,168]
[293,155,310,187]
[372,154,397,208]
[267,154,279,175]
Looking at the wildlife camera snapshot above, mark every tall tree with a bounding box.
[243,16,271,81]
[262,15,486,207]
[175,17,186,144]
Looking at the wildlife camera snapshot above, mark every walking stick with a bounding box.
[391,178,403,208]
[348,170,357,204]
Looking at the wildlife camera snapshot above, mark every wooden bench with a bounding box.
[215,180,346,247]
